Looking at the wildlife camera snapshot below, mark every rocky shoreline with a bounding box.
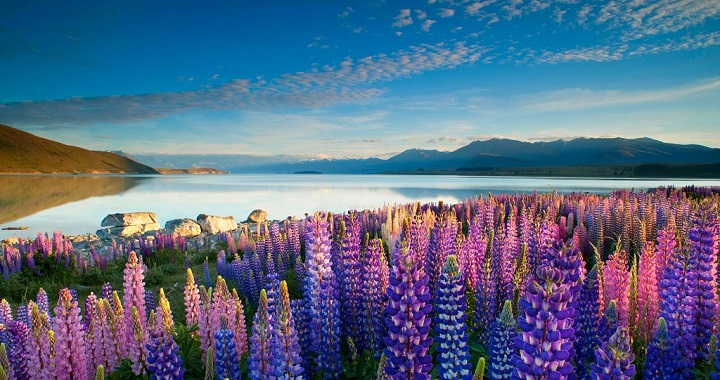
[0,208,293,259]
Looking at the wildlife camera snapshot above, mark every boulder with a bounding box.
[196,214,237,235]
[101,212,158,227]
[96,223,161,239]
[166,218,202,237]
[246,209,268,223]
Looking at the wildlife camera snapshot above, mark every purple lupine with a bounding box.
[27,302,54,379]
[643,317,674,378]
[36,288,50,317]
[337,212,363,346]
[249,289,274,380]
[688,208,718,360]
[590,327,635,380]
[658,244,697,378]
[214,323,241,380]
[123,251,147,346]
[53,288,89,380]
[101,282,113,301]
[2,319,29,380]
[425,207,457,296]
[360,236,390,355]
[434,255,471,379]
[197,286,214,360]
[635,241,659,344]
[513,265,574,380]
[575,266,602,379]
[203,257,212,288]
[144,290,156,320]
[303,212,342,377]
[93,299,117,376]
[475,230,498,346]
[489,300,516,379]
[384,242,433,380]
[271,280,304,379]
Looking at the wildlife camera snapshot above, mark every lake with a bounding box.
[1,174,719,238]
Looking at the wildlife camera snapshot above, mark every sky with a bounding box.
[0,0,719,158]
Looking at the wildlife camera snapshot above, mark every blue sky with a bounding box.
[1,0,718,158]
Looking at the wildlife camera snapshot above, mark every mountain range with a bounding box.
[137,137,720,175]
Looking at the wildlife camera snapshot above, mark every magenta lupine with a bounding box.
[249,289,274,380]
[92,299,117,376]
[602,248,630,328]
[384,243,433,380]
[123,251,147,345]
[271,281,304,379]
[464,213,487,291]
[513,265,574,380]
[53,288,88,380]
[197,285,214,359]
[230,289,249,357]
[184,268,200,327]
[590,327,635,380]
[27,302,54,379]
[635,241,659,343]
[211,277,239,354]
[84,292,99,372]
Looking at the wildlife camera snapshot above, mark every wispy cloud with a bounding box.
[392,9,413,27]
[519,78,720,113]
[439,8,455,18]
[0,41,486,126]
[422,19,437,32]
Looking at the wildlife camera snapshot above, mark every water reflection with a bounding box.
[0,175,147,225]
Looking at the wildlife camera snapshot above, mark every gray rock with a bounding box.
[96,223,161,239]
[196,214,237,235]
[101,212,158,227]
[246,209,268,223]
[166,218,202,237]
[2,237,19,245]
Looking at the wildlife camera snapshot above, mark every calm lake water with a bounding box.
[1,174,719,238]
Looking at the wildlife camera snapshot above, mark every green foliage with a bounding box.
[342,349,381,379]
[173,323,204,379]
[110,359,149,380]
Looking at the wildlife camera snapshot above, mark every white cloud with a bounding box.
[415,9,428,20]
[519,78,720,113]
[466,1,493,16]
[577,4,592,26]
[422,19,437,32]
[392,9,413,28]
[440,8,455,18]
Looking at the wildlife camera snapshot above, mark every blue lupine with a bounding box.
[644,317,675,378]
[249,289,274,380]
[384,242,433,380]
[35,288,50,317]
[2,320,29,380]
[271,281,304,379]
[434,255,471,379]
[203,258,212,288]
[146,329,185,380]
[714,331,720,380]
[144,290,156,320]
[575,266,602,379]
[489,300,515,379]
[303,212,342,378]
[214,324,241,380]
[513,265,574,380]
[590,327,635,380]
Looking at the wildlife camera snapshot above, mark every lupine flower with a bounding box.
[489,300,515,379]
[230,289,249,358]
[197,286,214,359]
[360,236,390,355]
[425,208,458,296]
[513,265,574,379]
[184,268,200,327]
[337,213,363,346]
[128,306,148,376]
[590,327,635,379]
[635,241,659,344]
[473,357,486,380]
[27,302,54,379]
[36,288,50,317]
[434,255,471,380]
[249,289,274,380]
[384,243,433,380]
[204,346,215,380]
[0,343,11,379]
[644,317,675,378]
[271,281,303,379]
[145,321,185,380]
[123,251,147,346]
[475,230,498,346]
[603,248,630,328]
[53,288,88,380]
[2,319,29,380]
[94,365,104,380]
[144,290,156,319]
[214,323,240,380]
[575,266,602,379]
[688,208,718,360]
[101,282,113,301]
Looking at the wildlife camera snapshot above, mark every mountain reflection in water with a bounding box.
[0,175,147,225]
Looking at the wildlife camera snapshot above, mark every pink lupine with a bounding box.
[197,285,214,359]
[123,251,147,345]
[231,289,249,357]
[92,299,117,375]
[603,248,630,328]
[101,298,124,369]
[127,306,148,376]
[655,228,676,280]
[27,302,54,379]
[184,268,200,327]
[635,241,659,343]
[84,292,99,371]
[53,288,88,380]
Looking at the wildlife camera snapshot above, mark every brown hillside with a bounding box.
[0,124,158,174]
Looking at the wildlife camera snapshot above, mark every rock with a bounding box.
[196,214,237,235]
[101,212,158,227]
[1,226,29,231]
[96,223,161,239]
[246,209,268,223]
[2,237,19,245]
[166,218,202,237]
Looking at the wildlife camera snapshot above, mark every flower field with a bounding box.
[1,185,719,379]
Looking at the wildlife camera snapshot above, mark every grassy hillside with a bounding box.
[0,124,158,174]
